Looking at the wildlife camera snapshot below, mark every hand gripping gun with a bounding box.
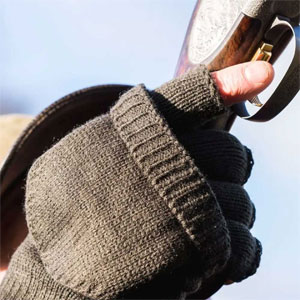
[0,3,299,298]
[175,0,300,131]
[178,1,300,298]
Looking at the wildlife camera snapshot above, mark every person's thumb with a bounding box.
[211,61,274,106]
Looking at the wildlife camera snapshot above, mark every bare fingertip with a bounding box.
[245,61,274,85]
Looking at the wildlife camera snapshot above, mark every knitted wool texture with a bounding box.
[0,66,260,300]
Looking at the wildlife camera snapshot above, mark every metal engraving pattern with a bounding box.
[189,0,248,64]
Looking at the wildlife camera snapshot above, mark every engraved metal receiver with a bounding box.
[175,0,300,130]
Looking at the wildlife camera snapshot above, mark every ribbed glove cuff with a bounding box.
[111,84,231,277]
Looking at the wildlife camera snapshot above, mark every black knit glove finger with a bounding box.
[208,181,255,229]
[208,181,261,281]
[225,220,262,282]
[177,129,261,284]
[177,129,253,185]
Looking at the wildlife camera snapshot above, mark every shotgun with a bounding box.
[175,0,300,132]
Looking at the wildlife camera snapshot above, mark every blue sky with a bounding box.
[2,1,300,299]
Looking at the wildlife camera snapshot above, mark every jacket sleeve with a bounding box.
[0,65,231,300]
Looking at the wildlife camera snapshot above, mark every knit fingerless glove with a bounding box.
[0,65,261,300]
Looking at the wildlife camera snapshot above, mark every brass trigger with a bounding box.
[249,42,274,107]
[251,42,273,62]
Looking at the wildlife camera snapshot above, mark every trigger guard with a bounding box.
[234,16,300,122]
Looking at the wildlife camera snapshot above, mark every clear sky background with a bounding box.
[1,1,300,299]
